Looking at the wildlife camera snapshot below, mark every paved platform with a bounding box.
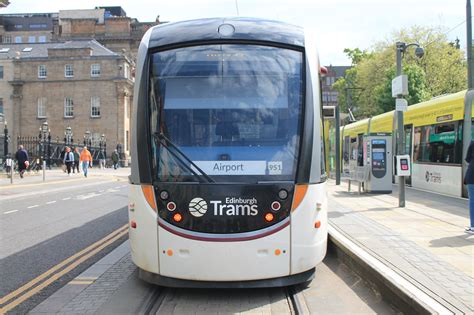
[328,180,473,314]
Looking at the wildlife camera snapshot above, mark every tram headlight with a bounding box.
[264,213,274,222]
[278,189,288,200]
[173,213,183,222]
[271,201,281,211]
[160,190,169,200]
[167,202,177,211]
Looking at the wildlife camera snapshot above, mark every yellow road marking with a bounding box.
[0,229,128,313]
[0,224,127,305]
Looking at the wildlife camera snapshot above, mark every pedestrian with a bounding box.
[73,147,80,174]
[465,140,474,234]
[63,147,74,176]
[80,146,93,177]
[99,150,106,169]
[4,154,12,177]
[15,145,29,178]
[112,149,119,170]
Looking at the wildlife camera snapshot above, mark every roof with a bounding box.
[149,17,304,49]
[325,65,351,78]
[0,39,119,60]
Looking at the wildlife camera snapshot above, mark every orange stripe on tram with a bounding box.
[141,185,157,212]
[291,184,308,212]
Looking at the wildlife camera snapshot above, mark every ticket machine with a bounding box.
[363,134,392,193]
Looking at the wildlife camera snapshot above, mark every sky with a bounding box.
[1,0,466,65]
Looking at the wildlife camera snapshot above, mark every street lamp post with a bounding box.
[83,130,91,147]
[3,120,8,159]
[41,121,49,181]
[65,126,73,146]
[47,131,51,169]
[99,134,106,168]
[394,42,424,207]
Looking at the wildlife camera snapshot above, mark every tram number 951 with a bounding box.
[268,161,283,175]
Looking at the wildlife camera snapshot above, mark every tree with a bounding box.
[333,25,467,120]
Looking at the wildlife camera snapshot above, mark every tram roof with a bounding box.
[148,17,304,49]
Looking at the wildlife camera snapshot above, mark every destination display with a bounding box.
[192,161,283,175]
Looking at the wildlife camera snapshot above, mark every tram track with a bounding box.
[140,284,308,315]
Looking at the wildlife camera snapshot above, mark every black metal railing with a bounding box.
[16,136,106,170]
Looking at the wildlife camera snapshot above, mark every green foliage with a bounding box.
[343,48,371,65]
[333,25,467,120]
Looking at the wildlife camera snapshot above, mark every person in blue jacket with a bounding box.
[465,140,474,234]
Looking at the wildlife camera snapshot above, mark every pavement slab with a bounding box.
[328,180,473,313]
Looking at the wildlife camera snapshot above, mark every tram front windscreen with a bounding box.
[149,44,304,183]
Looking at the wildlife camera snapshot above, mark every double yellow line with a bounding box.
[0,224,129,314]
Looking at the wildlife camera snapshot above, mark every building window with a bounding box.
[64,97,74,117]
[14,24,23,29]
[28,36,36,43]
[38,36,47,43]
[0,98,3,116]
[91,97,100,117]
[91,64,101,77]
[15,36,22,43]
[65,64,74,77]
[0,66,3,79]
[3,35,11,43]
[38,65,47,78]
[37,97,46,118]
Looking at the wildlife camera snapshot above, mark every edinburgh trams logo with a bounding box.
[188,197,208,217]
[189,197,259,217]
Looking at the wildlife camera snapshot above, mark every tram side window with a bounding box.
[413,122,461,164]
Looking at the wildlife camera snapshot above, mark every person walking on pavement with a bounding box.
[15,145,29,178]
[112,149,119,170]
[80,146,93,177]
[63,147,74,176]
[73,147,80,174]
[465,140,474,234]
[98,150,106,169]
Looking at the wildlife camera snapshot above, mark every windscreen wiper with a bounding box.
[153,132,215,183]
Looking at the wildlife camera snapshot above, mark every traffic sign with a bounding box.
[395,98,408,112]
[392,75,408,97]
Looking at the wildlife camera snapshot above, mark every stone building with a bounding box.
[53,7,156,60]
[0,12,56,44]
[0,40,133,157]
[321,65,351,108]
[1,7,157,59]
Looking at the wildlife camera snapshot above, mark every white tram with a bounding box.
[129,17,328,287]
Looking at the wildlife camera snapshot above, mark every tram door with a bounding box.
[404,124,413,185]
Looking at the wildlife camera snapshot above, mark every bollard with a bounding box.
[10,161,13,184]
[43,160,46,182]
